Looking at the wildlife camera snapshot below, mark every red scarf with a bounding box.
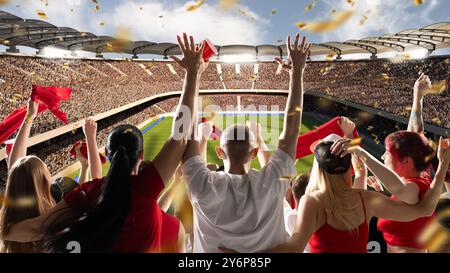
[0,85,71,145]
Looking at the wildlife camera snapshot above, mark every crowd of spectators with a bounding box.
[1,55,448,187]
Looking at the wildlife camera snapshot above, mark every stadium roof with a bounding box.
[0,10,449,58]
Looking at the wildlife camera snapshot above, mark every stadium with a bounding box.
[0,0,449,258]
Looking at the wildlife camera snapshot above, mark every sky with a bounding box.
[0,0,449,57]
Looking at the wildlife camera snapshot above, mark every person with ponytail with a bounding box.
[3,33,208,253]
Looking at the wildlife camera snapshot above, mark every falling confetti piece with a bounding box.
[428,80,446,94]
[432,117,443,127]
[287,107,303,117]
[238,8,256,20]
[271,8,277,15]
[219,0,239,10]
[349,137,362,147]
[36,10,48,19]
[280,176,294,181]
[93,4,100,12]
[381,73,390,80]
[99,21,105,26]
[304,0,318,13]
[325,52,336,61]
[296,10,355,33]
[413,0,425,5]
[325,87,332,94]
[186,0,205,12]
[347,0,356,7]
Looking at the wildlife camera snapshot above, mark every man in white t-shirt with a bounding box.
[182,33,311,253]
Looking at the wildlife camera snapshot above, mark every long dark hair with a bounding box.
[44,124,143,252]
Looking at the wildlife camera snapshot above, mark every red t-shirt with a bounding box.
[64,162,180,253]
[377,172,435,249]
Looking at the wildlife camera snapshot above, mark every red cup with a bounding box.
[202,39,217,61]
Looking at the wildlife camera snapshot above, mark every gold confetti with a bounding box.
[432,117,443,127]
[296,10,355,33]
[99,21,105,26]
[413,0,425,6]
[349,137,362,147]
[238,9,256,20]
[419,220,448,252]
[186,0,205,12]
[280,176,294,181]
[428,80,446,94]
[304,0,318,13]
[381,73,389,80]
[0,0,12,5]
[325,52,336,61]
[80,32,87,37]
[325,87,332,94]
[36,10,48,19]
[219,0,239,10]
[271,8,277,15]
[287,107,303,117]
[347,0,356,7]
[93,4,100,12]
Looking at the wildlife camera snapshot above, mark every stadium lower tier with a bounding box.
[0,93,431,190]
[0,55,448,142]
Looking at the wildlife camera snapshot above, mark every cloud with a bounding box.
[314,0,440,42]
[105,1,268,45]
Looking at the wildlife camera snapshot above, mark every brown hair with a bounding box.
[0,156,55,253]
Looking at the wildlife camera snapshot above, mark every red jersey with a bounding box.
[308,192,369,253]
[64,162,180,252]
[377,172,435,249]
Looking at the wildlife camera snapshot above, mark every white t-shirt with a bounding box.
[182,148,297,253]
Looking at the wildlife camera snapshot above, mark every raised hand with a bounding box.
[83,118,97,139]
[330,138,362,158]
[367,176,383,192]
[338,117,355,138]
[414,73,432,99]
[171,33,208,75]
[75,142,88,167]
[246,120,262,142]
[26,99,38,120]
[437,137,450,164]
[198,121,213,140]
[274,33,311,74]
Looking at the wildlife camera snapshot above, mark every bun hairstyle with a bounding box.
[45,125,143,252]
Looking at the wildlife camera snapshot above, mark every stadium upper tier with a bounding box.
[0,55,449,139]
[0,10,449,58]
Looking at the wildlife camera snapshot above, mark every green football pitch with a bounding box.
[71,113,324,179]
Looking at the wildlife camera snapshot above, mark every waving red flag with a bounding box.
[69,140,106,165]
[0,85,72,145]
[296,116,359,159]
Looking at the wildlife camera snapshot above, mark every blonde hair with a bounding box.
[0,156,55,253]
[306,160,360,232]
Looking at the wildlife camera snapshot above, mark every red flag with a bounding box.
[0,85,71,145]
[69,140,106,165]
[296,116,359,159]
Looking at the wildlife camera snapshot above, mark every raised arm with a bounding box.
[8,99,37,169]
[331,139,419,204]
[338,117,367,189]
[247,121,271,167]
[83,118,102,180]
[152,33,208,185]
[74,143,89,184]
[157,166,184,212]
[276,33,311,159]
[407,73,431,133]
[265,194,320,253]
[198,122,213,162]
